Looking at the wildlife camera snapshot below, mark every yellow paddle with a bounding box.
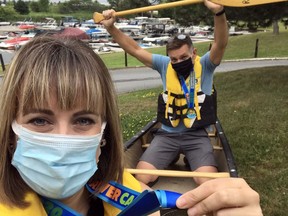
[93,0,287,23]
[126,168,230,178]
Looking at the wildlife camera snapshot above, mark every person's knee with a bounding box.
[193,166,218,185]
[136,174,159,185]
[136,161,158,184]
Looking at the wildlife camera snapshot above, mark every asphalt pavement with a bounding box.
[110,58,288,93]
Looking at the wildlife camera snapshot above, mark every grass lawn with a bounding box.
[118,66,288,215]
[99,30,288,69]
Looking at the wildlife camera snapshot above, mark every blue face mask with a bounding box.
[11,121,106,199]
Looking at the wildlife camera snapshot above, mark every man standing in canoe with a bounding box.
[101,0,228,185]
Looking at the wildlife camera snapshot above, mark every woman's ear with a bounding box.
[100,138,106,147]
[9,129,17,157]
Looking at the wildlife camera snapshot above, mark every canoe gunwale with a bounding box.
[215,118,238,177]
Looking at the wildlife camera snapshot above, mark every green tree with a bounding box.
[30,1,40,12]
[158,0,213,27]
[0,4,18,21]
[157,1,288,34]
[14,0,29,15]
[107,0,150,15]
[58,0,107,14]
[38,0,49,12]
[107,0,122,9]
[226,2,288,34]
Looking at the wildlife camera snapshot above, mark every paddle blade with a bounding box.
[93,12,104,23]
[212,0,287,7]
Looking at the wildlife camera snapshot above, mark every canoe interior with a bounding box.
[123,118,238,215]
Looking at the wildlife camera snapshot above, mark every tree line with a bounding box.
[108,0,288,34]
[0,0,287,34]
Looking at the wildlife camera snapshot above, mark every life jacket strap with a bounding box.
[41,181,182,216]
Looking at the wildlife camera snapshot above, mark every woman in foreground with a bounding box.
[0,36,262,216]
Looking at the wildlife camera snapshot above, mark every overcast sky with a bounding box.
[98,0,109,5]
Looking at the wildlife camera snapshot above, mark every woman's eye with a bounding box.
[75,118,95,126]
[28,118,49,126]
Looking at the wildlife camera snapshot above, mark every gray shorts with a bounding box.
[139,128,218,171]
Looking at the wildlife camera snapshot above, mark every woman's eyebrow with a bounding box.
[72,110,100,117]
[22,108,53,116]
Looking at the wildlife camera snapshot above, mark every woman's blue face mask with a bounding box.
[11,120,106,199]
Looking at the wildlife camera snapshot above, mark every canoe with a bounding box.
[123,117,238,215]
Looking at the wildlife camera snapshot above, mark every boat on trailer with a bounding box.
[123,117,238,215]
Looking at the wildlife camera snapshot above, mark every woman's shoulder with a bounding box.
[122,169,142,192]
[0,192,47,215]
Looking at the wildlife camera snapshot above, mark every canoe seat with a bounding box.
[142,143,150,148]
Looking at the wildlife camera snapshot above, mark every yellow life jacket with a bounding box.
[157,55,217,129]
[0,193,47,216]
[0,171,142,216]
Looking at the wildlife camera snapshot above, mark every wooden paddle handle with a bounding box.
[93,0,287,23]
[126,168,230,178]
[93,0,203,23]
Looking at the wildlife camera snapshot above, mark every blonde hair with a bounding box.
[0,36,124,207]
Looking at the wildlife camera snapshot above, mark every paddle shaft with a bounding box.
[126,168,230,178]
[94,0,202,23]
[93,0,287,23]
[113,0,202,17]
